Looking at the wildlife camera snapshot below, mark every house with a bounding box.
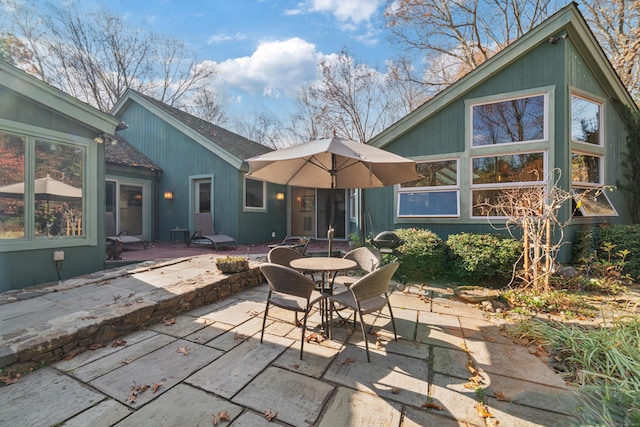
[365,3,638,262]
[0,60,124,291]
[111,90,286,245]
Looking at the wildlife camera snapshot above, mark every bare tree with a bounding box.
[293,50,397,144]
[580,0,640,101]
[384,0,564,90]
[1,0,224,114]
[234,111,289,149]
[184,86,229,126]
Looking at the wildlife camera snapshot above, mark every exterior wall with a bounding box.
[366,38,633,264]
[117,102,285,245]
[0,88,106,290]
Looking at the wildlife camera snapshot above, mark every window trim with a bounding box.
[0,119,98,252]
[469,91,549,148]
[243,176,266,212]
[397,158,460,218]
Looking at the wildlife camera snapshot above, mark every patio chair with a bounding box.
[333,247,382,289]
[329,262,399,362]
[268,236,310,253]
[260,263,328,359]
[187,213,238,250]
[105,212,147,250]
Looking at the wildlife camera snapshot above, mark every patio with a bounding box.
[0,249,582,426]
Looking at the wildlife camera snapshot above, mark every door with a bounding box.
[317,188,346,240]
[194,179,212,213]
[105,178,148,239]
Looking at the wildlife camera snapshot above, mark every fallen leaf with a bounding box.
[292,364,299,369]
[422,402,443,410]
[341,357,357,365]
[177,346,191,356]
[246,310,258,316]
[305,332,325,343]
[126,384,150,403]
[218,411,230,422]
[63,352,78,361]
[89,343,107,350]
[494,391,509,401]
[375,338,382,349]
[162,317,176,326]
[112,339,127,347]
[391,387,400,394]
[233,332,245,342]
[475,402,493,418]
[0,371,20,385]
[151,382,164,393]
[121,358,134,364]
[264,409,278,421]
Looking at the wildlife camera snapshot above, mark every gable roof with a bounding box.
[0,60,123,135]
[370,2,638,148]
[105,134,162,173]
[111,89,272,169]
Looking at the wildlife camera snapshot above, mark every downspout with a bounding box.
[154,169,163,241]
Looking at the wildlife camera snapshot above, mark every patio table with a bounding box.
[290,257,356,338]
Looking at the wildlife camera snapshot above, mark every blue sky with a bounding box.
[96,0,393,122]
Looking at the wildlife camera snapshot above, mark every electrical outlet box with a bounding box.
[53,250,64,261]
[271,232,276,238]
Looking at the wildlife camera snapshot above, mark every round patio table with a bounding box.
[290,257,357,338]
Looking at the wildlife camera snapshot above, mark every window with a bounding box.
[472,94,546,146]
[572,188,617,217]
[571,152,600,184]
[349,189,356,219]
[471,152,546,217]
[244,177,265,211]
[571,95,600,145]
[0,132,85,240]
[398,159,459,217]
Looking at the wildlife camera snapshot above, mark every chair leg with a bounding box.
[261,300,270,343]
[300,311,308,360]
[357,310,371,362]
[386,297,398,341]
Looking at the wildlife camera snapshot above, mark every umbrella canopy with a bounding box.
[0,174,82,200]
[246,137,420,189]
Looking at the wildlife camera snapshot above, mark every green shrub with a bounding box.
[446,232,522,286]
[573,224,640,280]
[393,228,448,281]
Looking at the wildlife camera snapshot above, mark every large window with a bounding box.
[244,177,265,211]
[0,131,85,240]
[472,94,546,146]
[398,159,459,217]
[571,95,600,145]
[570,93,616,216]
[471,152,546,217]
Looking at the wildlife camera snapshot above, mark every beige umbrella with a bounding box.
[246,137,419,189]
[0,174,82,200]
[247,137,420,254]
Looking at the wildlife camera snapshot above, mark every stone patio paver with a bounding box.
[317,386,402,426]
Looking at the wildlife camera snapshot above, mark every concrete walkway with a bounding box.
[0,253,583,426]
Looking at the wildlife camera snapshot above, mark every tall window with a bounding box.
[398,159,459,217]
[471,94,546,146]
[244,177,265,211]
[570,94,616,216]
[0,132,85,240]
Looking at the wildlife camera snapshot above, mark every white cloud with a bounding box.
[309,0,381,25]
[211,37,322,98]
[207,32,247,44]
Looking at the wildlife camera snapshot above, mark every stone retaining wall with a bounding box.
[3,264,265,374]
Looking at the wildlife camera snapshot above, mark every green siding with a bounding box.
[366,35,633,264]
[117,102,285,244]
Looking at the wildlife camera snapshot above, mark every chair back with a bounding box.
[344,247,381,273]
[105,212,117,236]
[268,246,304,268]
[260,263,316,299]
[193,212,215,235]
[349,262,399,301]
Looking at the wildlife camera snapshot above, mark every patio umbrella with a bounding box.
[246,137,420,253]
[0,174,82,200]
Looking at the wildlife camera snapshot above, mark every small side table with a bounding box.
[170,228,189,244]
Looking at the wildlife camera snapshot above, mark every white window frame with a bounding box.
[470,91,549,148]
[397,158,460,218]
[0,120,97,252]
[571,94,603,147]
[243,176,266,212]
[469,150,548,219]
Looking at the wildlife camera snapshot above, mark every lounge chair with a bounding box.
[105,212,147,250]
[187,213,238,250]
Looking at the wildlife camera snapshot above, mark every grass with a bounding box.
[509,318,640,425]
